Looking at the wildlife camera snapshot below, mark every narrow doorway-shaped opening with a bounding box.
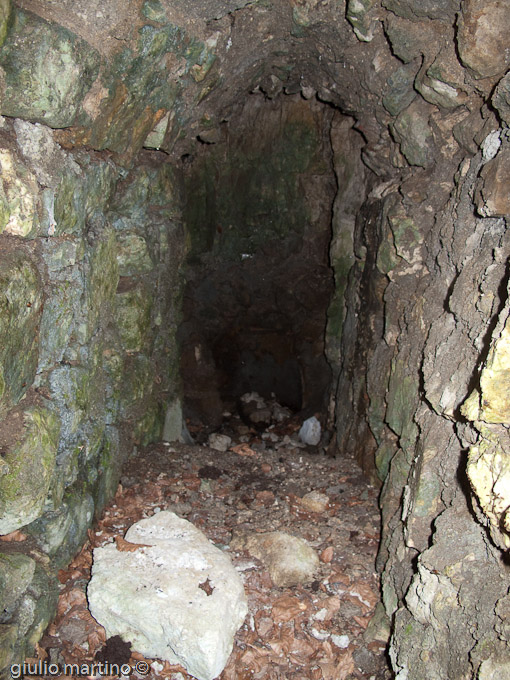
[179,92,337,438]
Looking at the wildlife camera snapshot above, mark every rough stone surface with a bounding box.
[88,512,247,680]
[0,0,509,674]
[0,8,100,127]
[0,407,60,534]
[208,433,232,452]
[232,531,320,587]
[476,145,510,217]
[298,416,322,446]
[299,491,330,513]
[493,72,510,125]
[457,0,510,79]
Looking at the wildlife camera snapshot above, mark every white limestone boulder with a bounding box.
[87,511,247,680]
[299,416,321,446]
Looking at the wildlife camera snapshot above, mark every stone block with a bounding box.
[382,61,418,116]
[88,511,247,680]
[0,8,100,127]
[0,0,10,48]
[0,252,42,413]
[493,72,510,126]
[0,407,60,535]
[457,0,510,79]
[232,531,319,587]
[0,146,40,238]
[346,0,380,42]
[391,99,435,168]
[26,491,94,568]
[115,231,154,276]
[476,147,510,217]
[0,553,36,614]
[114,282,153,353]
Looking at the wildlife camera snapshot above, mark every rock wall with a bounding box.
[0,0,509,677]
[0,122,185,669]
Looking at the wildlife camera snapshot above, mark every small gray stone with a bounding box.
[299,490,330,513]
[208,433,232,451]
[299,416,321,446]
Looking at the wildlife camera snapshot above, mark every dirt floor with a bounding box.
[24,408,392,680]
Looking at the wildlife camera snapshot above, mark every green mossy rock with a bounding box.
[93,427,122,515]
[383,62,418,116]
[48,364,98,437]
[0,8,100,127]
[116,231,154,276]
[80,18,206,157]
[386,360,419,453]
[375,439,397,482]
[116,354,153,415]
[85,226,119,342]
[0,552,36,613]
[38,275,84,371]
[0,0,11,48]
[346,0,379,42]
[0,407,60,535]
[391,99,435,168]
[142,0,167,23]
[376,228,400,275]
[114,282,153,353]
[415,50,470,109]
[0,252,42,414]
[19,563,59,654]
[0,624,18,674]
[133,399,164,446]
[26,489,94,568]
[0,146,40,238]
[53,154,118,236]
[387,206,422,264]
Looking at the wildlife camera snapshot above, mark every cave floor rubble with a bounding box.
[25,414,392,680]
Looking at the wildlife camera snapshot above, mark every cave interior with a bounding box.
[0,0,510,678]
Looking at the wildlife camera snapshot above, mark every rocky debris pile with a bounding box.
[238,392,293,431]
[204,392,325,456]
[24,420,388,679]
[88,511,247,680]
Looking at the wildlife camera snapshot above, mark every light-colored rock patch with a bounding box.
[208,433,232,451]
[299,490,330,513]
[231,530,319,587]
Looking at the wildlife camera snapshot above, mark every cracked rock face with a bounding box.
[87,511,247,680]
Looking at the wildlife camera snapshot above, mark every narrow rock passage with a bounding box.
[29,412,390,680]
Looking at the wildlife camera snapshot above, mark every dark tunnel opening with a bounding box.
[177,92,342,432]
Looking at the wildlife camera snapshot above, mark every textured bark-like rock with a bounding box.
[88,512,247,680]
[476,146,510,217]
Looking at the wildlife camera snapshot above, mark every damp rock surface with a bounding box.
[87,511,248,680]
